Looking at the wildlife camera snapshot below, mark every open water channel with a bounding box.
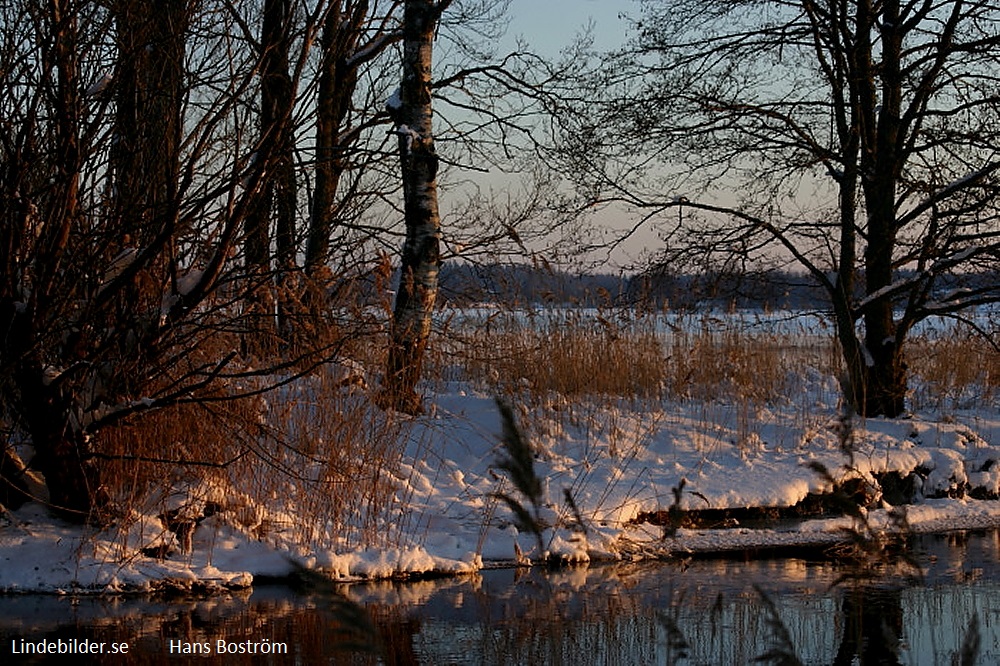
[1,529,997,664]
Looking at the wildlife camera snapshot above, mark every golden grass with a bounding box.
[99,361,411,551]
[448,310,667,398]
[435,308,999,416]
[92,302,997,558]
[907,331,1000,410]
[434,309,839,407]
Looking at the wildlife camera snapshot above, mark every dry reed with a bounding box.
[908,331,1000,411]
[433,309,838,407]
[91,302,998,562]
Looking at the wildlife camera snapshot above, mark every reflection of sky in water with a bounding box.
[403,539,998,665]
[0,531,996,664]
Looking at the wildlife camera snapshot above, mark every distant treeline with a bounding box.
[435,263,1000,311]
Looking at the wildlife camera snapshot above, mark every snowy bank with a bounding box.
[2,384,999,593]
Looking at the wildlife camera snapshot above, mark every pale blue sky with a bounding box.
[503,1,647,268]
[505,0,633,55]
[441,1,648,267]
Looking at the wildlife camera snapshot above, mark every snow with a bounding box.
[102,247,137,285]
[175,268,203,296]
[393,123,421,152]
[346,32,401,69]
[2,350,1000,593]
[41,366,64,386]
[386,87,402,113]
[0,505,255,594]
[861,342,875,367]
[854,274,922,310]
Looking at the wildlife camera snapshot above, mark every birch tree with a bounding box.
[0,0,565,517]
[378,0,451,413]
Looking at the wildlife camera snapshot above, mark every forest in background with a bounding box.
[439,263,1000,312]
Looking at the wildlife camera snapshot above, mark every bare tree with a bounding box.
[243,0,299,345]
[0,0,580,518]
[306,1,405,275]
[0,0,340,520]
[374,0,597,412]
[1,0,103,517]
[552,0,1000,416]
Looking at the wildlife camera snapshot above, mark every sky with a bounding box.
[504,0,633,56]
[466,1,653,269]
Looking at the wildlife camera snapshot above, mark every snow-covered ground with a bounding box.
[2,367,999,593]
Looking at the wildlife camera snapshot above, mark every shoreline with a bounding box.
[2,504,998,597]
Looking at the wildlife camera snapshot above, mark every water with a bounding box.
[1,530,998,665]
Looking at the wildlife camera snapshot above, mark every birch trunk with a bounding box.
[380,0,449,414]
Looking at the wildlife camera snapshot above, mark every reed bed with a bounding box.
[99,358,410,554]
[432,308,841,407]
[908,331,1000,411]
[93,303,997,558]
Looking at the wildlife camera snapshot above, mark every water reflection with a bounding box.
[0,530,997,665]
[833,587,904,666]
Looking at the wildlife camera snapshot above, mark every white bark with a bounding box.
[380,0,451,413]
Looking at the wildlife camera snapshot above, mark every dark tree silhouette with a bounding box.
[552,0,1000,416]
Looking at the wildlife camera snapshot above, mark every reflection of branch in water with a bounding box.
[956,615,981,666]
[368,606,421,666]
[287,562,382,656]
[657,587,690,666]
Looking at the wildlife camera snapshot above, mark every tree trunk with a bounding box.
[17,368,104,521]
[4,288,105,520]
[260,0,299,288]
[855,0,908,418]
[832,94,866,417]
[111,0,186,246]
[19,1,106,521]
[305,3,363,276]
[108,0,187,374]
[379,0,448,414]
[245,0,298,352]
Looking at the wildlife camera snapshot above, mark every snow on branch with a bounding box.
[897,161,1000,229]
[854,273,925,311]
[854,246,984,312]
[345,30,403,68]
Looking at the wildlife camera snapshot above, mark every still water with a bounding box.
[1,530,998,665]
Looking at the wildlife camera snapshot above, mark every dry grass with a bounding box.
[91,302,997,560]
[99,359,411,552]
[662,325,828,403]
[94,281,412,554]
[84,262,412,550]
[446,310,667,398]
[908,331,1000,411]
[437,307,1000,416]
[237,366,410,550]
[435,309,839,407]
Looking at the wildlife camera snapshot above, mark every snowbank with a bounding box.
[2,384,999,593]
